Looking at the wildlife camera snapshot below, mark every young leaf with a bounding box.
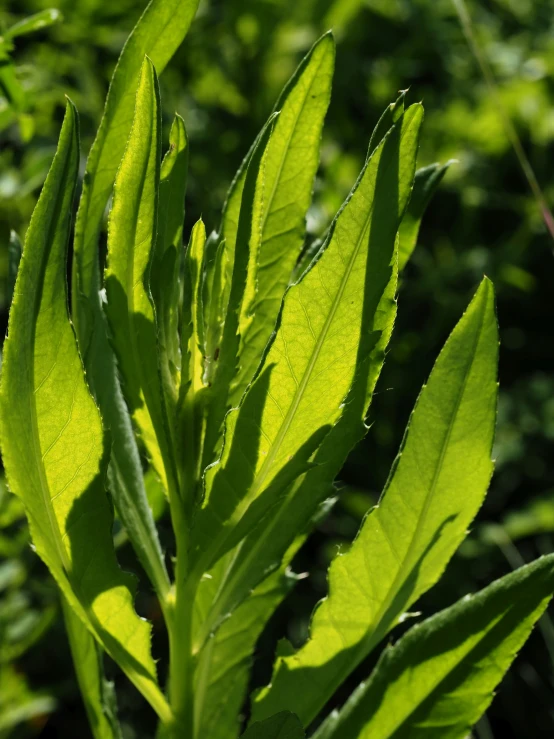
[104,58,178,502]
[317,555,554,739]
[241,712,305,739]
[0,102,169,721]
[227,32,335,407]
[398,161,453,270]
[69,0,198,608]
[73,0,199,316]
[192,104,424,575]
[252,277,498,727]
[62,599,122,739]
[180,219,208,510]
[200,112,279,470]
[151,114,188,413]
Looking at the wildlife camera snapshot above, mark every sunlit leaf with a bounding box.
[316,555,554,739]
[253,278,498,727]
[0,101,169,722]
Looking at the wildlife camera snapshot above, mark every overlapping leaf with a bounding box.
[227,33,335,408]
[0,102,169,721]
[253,278,498,727]
[315,555,554,739]
[104,58,178,503]
[191,104,424,578]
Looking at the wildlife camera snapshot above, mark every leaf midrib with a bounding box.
[293,289,488,726]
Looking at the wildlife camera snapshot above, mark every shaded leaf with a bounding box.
[317,555,554,739]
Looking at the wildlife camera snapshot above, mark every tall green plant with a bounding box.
[1,2,553,737]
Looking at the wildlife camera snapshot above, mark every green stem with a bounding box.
[168,518,199,738]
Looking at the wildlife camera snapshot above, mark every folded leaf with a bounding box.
[228,32,335,407]
[70,0,199,607]
[192,104,423,578]
[151,114,188,413]
[398,161,452,270]
[253,277,498,727]
[0,101,169,721]
[180,219,208,511]
[73,0,199,313]
[241,712,304,739]
[62,599,122,739]
[201,113,279,470]
[104,58,179,503]
[317,555,554,739]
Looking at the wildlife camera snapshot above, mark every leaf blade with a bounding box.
[193,104,424,575]
[319,555,554,739]
[253,277,499,727]
[0,101,169,720]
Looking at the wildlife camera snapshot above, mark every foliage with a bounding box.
[0,2,553,738]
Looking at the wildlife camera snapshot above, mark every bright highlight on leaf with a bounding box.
[252,277,499,727]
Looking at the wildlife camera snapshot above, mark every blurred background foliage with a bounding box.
[1,0,554,736]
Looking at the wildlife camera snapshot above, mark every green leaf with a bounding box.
[69,0,198,607]
[192,104,423,577]
[241,712,305,739]
[62,599,122,739]
[193,562,299,739]
[398,161,453,270]
[73,0,199,319]
[200,112,279,470]
[104,58,178,502]
[180,219,208,511]
[201,234,228,388]
[317,555,554,739]
[4,9,62,40]
[0,102,170,721]
[151,114,188,415]
[227,33,335,408]
[252,278,498,728]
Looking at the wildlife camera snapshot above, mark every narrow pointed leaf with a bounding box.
[201,113,279,470]
[192,105,423,576]
[62,599,122,739]
[227,33,335,407]
[69,0,198,604]
[73,0,199,317]
[319,555,554,739]
[151,114,188,412]
[0,102,169,721]
[104,58,178,502]
[208,259,397,633]
[241,712,304,739]
[253,278,498,727]
[180,219,208,510]
[398,161,452,270]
